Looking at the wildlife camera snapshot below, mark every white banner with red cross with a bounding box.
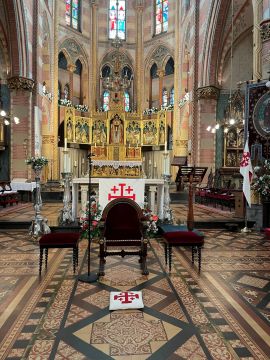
[99,178,145,210]
[109,291,144,310]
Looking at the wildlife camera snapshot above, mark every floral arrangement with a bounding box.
[25,156,48,169]
[58,98,73,107]
[161,104,174,111]
[143,107,159,115]
[80,197,102,239]
[74,104,89,112]
[143,208,159,238]
[252,160,270,199]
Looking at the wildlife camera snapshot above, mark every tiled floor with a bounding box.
[0,202,269,359]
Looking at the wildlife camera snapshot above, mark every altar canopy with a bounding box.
[99,178,145,210]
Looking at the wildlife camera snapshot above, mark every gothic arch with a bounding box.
[59,38,89,68]
[145,44,174,74]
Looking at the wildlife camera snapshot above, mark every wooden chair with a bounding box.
[98,198,148,276]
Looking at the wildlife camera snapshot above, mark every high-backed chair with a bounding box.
[98,198,148,276]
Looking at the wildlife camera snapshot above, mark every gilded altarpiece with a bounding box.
[63,104,170,177]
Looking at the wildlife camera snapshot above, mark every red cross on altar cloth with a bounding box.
[99,178,145,210]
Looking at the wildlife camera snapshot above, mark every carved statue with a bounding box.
[109,115,124,144]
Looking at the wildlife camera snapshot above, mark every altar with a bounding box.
[72,177,165,220]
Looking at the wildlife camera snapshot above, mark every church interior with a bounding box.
[1,0,270,358]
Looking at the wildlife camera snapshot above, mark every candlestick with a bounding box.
[165,141,167,152]
[154,162,157,168]
[64,138,67,151]
[82,158,85,164]
[149,159,152,165]
[74,160,77,167]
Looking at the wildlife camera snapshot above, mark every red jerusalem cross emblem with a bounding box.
[240,152,250,167]
[108,183,136,201]
[114,292,139,304]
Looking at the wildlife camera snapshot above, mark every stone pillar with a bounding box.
[157,69,165,107]
[135,2,144,113]
[90,1,98,111]
[196,85,220,170]
[253,0,263,79]
[7,76,35,180]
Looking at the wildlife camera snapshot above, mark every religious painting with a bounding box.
[109,114,124,144]
[125,120,141,147]
[126,145,141,159]
[158,112,166,145]
[74,117,90,144]
[226,128,237,148]
[65,108,75,142]
[92,119,107,145]
[92,145,107,159]
[253,91,270,138]
[142,120,158,146]
[225,151,237,167]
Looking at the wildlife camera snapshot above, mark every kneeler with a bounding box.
[39,232,80,275]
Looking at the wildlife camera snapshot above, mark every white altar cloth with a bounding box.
[72,177,165,220]
[11,181,36,192]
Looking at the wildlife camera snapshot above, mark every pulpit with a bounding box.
[177,166,207,229]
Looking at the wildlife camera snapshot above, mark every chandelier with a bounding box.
[0,109,20,125]
[101,37,131,92]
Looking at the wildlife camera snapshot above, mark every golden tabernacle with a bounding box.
[63,91,168,178]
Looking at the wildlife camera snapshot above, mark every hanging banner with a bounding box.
[99,178,145,210]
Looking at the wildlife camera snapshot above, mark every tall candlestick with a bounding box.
[64,138,67,151]
[165,141,167,152]
[82,158,85,164]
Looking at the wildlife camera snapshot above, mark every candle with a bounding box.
[165,141,167,152]
[149,159,152,165]
[94,142,96,148]
[74,160,77,167]
[64,138,67,151]
[66,155,71,172]
[154,162,157,168]
[63,151,67,172]
[82,158,85,164]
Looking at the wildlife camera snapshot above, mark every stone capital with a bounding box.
[157,69,165,78]
[196,85,220,100]
[260,19,270,42]
[67,64,77,73]
[7,76,35,92]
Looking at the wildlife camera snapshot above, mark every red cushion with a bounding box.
[39,232,80,246]
[264,228,270,238]
[163,231,204,246]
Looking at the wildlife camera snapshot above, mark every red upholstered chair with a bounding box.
[162,227,204,273]
[39,232,80,275]
[264,228,270,239]
[99,198,148,276]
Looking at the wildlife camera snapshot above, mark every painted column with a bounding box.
[135,2,144,113]
[253,0,263,79]
[190,0,199,166]
[67,64,76,103]
[90,1,98,111]
[157,69,165,107]
[7,76,35,180]
[196,86,220,171]
[52,0,59,179]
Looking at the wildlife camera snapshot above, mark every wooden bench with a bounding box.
[0,181,19,208]
[159,224,205,273]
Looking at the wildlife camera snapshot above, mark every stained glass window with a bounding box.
[170,87,174,105]
[103,91,110,111]
[109,1,126,40]
[65,0,80,30]
[124,91,130,112]
[155,0,168,35]
[162,88,168,107]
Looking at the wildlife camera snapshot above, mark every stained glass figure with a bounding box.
[155,0,168,35]
[109,0,126,40]
[65,0,80,30]
[103,91,110,111]
[162,88,168,107]
[170,87,174,105]
[124,91,130,112]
